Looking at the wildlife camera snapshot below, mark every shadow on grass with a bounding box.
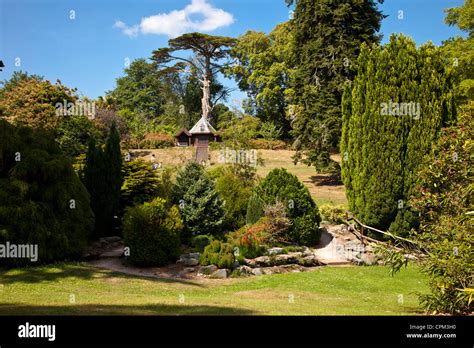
[0,303,256,315]
[310,172,342,186]
[0,263,205,287]
[131,150,152,158]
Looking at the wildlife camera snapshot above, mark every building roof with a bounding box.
[175,128,191,137]
[189,116,217,135]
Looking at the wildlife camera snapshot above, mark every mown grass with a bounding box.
[134,148,348,206]
[0,263,427,315]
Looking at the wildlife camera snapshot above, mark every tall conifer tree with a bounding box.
[341,34,455,236]
[287,0,384,170]
[83,123,123,237]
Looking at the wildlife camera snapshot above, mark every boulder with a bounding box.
[210,269,230,279]
[274,253,302,265]
[183,258,200,266]
[238,265,253,276]
[266,247,284,256]
[299,255,321,267]
[251,268,263,276]
[253,256,272,267]
[243,258,257,268]
[182,267,195,273]
[264,266,282,275]
[360,253,376,265]
[197,265,218,275]
[187,253,201,260]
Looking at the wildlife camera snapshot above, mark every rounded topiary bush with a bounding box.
[123,198,182,266]
[0,120,94,267]
[253,168,321,245]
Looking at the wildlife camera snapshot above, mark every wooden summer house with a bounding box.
[174,116,220,147]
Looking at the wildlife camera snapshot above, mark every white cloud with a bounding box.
[113,20,139,37]
[114,0,234,38]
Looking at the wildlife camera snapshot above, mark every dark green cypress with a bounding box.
[341,34,455,237]
[104,122,123,232]
[83,123,123,237]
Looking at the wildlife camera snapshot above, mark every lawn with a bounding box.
[133,148,348,206]
[0,263,427,315]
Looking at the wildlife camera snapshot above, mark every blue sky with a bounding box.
[0,0,466,107]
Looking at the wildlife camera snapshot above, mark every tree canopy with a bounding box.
[151,33,236,121]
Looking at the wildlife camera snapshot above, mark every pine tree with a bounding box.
[340,34,455,236]
[287,0,384,170]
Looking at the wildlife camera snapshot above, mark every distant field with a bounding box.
[0,263,426,315]
[131,148,347,207]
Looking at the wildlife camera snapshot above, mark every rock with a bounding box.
[243,258,257,267]
[187,252,201,260]
[251,268,263,276]
[197,265,218,275]
[266,247,284,256]
[238,265,253,276]
[182,267,195,273]
[177,253,201,266]
[344,240,365,252]
[261,267,275,275]
[360,253,376,265]
[103,236,121,243]
[253,256,272,267]
[274,253,301,265]
[180,258,199,266]
[179,252,201,261]
[299,255,321,267]
[210,269,230,279]
[301,247,314,257]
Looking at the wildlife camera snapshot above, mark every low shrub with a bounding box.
[141,132,174,149]
[319,204,347,224]
[191,234,214,253]
[291,213,322,246]
[227,220,268,259]
[122,198,182,267]
[200,240,236,269]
